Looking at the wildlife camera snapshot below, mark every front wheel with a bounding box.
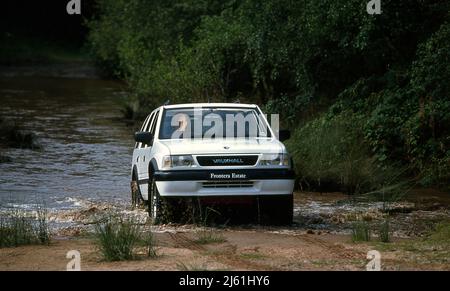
[257,195,293,225]
[148,180,187,224]
[148,178,161,223]
[131,180,145,210]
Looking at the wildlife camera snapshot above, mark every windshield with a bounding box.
[159,107,271,139]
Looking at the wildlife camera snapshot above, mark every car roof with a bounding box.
[161,103,258,110]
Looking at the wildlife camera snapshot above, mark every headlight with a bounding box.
[162,155,196,169]
[259,153,290,167]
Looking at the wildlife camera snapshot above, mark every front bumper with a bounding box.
[153,169,295,197]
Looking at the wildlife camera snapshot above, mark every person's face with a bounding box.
[177,114,189,131]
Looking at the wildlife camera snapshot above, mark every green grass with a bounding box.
[94,215,157,261]
[378,220,391,243]
[428,222,450,242]
[239,252,266,260]
[0,205,50,248]
[193,229,226,245]
[142,230,158,258]
[288,112,412,197]
[371,221,450,267]
[351,221,371,242]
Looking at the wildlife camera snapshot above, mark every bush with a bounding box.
[94,215,157,261]
[351,221,371,242]
[289,111,384,194]
[407,21,450,188]
[378,220,391,243]
[0,205,50,248]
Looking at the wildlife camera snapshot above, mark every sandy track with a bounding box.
[0,229,385,271]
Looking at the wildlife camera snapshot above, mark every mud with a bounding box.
[37,191,448,238]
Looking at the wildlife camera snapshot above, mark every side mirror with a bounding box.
[134,132,154,145]
[278,129,291,142]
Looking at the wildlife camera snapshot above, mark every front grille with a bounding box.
[202,181,254,188]
[196,155,258,166]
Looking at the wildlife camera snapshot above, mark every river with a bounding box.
[0,75,134,210]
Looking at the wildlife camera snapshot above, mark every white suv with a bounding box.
[130,103,295,224]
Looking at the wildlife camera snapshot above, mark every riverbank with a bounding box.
[0,231,398,271]
[1,222,448,271]
[1,191,449,271]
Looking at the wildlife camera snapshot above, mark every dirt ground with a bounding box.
[0,229,448,271]
[0,232,385,271]
[1,191,449,271]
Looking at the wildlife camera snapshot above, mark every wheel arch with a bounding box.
[132,165,139,181]
[149,158,159,177]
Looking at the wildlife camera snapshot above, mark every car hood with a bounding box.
[158,138,285,155]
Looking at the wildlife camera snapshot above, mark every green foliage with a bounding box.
[143,230,158,258]
[194,229,226,245]
[407,21,450,187]
[428,222,450,242]
[87,0,450,188]
[87,0,233,110]
[94,215,157,261]
[351,221,371,242]
[0,206,50,248]
[289,111,399,194]
[379,220,391,243]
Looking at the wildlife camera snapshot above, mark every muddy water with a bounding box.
[0,76,133,209]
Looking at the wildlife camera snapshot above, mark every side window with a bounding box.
[135,115,149,149]
[140,114,151,131]
[136,113,154,149]
[143,110,158,148]
[149,111,160,135]
[144,112,155,132]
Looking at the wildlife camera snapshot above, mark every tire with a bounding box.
[258,194,293,225]
[148,177,161,223]
[130,180,145,210]
[277,194,293,225]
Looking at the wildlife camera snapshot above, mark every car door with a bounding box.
[141,109,160,179]
[133,112,155,198]
[132,113,151,175]
[135,109,160,198]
